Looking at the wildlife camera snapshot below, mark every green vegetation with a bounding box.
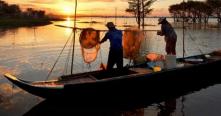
[0,0,51,28]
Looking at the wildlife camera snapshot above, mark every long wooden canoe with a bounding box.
[4,51,221,102]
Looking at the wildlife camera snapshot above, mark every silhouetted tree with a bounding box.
[207,0,221,24]
[0,0,47,19]
[169,1,214,25]
[126,0,156,29]
[7,5,21,15]
[169,4,180,22]
[37,10,45,18]
[0,0,7,16]
[0,1,21,17]
[26,8,34,17]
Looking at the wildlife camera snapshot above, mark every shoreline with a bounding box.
[1,17,220,29]
[0,18,53,28]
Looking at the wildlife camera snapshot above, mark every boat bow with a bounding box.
[4,73,64,98]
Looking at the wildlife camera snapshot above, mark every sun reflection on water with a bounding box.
[64,17,73,35]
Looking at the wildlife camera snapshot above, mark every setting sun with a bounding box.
[57,2,75,16]
[62,5,74,15]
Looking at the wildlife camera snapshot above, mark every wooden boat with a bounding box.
[4,50,221,102]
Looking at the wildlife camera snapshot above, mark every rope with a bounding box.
[71,0,78,74]
[63,33,73,75]
[45,32,73,80]
[55,25,159,32]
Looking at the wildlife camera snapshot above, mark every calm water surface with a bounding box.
[0,17,221,116]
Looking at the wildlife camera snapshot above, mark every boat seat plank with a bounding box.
[130,68,153,74]
[207,56,221,61]
[59,75,97,85]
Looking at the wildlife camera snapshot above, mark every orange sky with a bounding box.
[3,0,205,16]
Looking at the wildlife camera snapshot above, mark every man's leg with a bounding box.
[166,42,170,55]
[171,38,177,55]
[116,50,123,69]
[165,37,170,55]
[107,50,115,70]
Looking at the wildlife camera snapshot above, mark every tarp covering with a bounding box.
[123,27,144,59]
[79,28,100,64]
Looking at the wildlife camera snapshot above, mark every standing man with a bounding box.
[100,22,123,70]
[157,17,177,55]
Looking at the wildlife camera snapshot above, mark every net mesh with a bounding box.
[79,28,100,64]
[123,27,144,60]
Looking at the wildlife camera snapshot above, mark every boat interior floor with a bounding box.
[178,53,221,65]
[55,68,153,85]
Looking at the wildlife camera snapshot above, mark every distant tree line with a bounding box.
[0,0,46,19]
[169,0,221,24]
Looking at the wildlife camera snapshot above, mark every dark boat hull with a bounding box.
[63,59,221,103]
[4,53,221,103]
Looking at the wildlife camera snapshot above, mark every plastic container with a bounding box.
[153,66,162,72]
[155,61,165,69]
[165,55,176,69]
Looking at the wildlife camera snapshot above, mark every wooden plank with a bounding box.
[55,25,159,32]
[59,75,97,84]
[130,68,153,74]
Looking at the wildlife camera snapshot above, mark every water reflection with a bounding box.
[22,83,221,116]
[157,99,176,116]
[0,83,42,116]
[23,100,148,116]
[0,83,22,110]
[0,18,221,116]
[64,17,73,35]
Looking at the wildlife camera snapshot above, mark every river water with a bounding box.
[0,17,221,116]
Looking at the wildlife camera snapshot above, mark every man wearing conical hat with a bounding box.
[157,17,177,55]
[100,22,123,69]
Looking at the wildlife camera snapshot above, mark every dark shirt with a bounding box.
[100,28,123,50]
[161,23,176,38]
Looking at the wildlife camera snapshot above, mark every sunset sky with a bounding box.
[3,0,204,16]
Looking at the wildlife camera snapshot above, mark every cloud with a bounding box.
[3,0,173,16]
[28,0,59,4]
[79,0,114,2]
[27,0,115,4]
[68,0,115,2]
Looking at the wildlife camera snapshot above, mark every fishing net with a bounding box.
[79,28,100,64]
[123,27,144,60]
[146,53,165,61]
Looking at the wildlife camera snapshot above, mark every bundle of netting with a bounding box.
[146,53,165,62]
[79,28,100,64]
[123,27,144,60]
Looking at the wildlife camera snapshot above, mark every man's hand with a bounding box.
[157,31,162,35]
